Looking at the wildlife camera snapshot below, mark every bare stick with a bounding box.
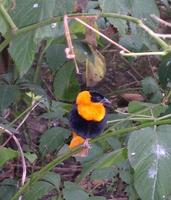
[63,15,80,74]
[75,17,130,53]
[0,126,26,200]
[151,14,171,28]
[120,50,166,57]
[16,101,41,131]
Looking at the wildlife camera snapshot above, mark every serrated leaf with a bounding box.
[0,84,20,112]
[0,147,18,167]
[128,125,171,200]
[128,101,167,118]
[24,152,37,163]
[46,44,67,73]
[141,77,162,103]
[131,0,159,28]
[0,178,17,200]
[9,0,75,77]
[24,181,54,200]
[99,0,130,34]
[53,62,80,101]
[39,127,70,156]
[63,181,89,200]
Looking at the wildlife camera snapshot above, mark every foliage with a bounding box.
[0,0,171,200]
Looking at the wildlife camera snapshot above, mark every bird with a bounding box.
[68,90,110,156]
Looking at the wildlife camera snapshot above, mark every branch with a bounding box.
[0,126,26,200]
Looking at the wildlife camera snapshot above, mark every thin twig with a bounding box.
[63,15,80,74]
[0,126,26,200]
[16,101,41,131]
[120,50,166,57]
[151,14,171,28]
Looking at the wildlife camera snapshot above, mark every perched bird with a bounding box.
[68,90,110,156]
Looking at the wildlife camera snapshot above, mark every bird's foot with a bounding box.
[82,139,91,149]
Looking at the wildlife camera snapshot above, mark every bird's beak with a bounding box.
[100,97,111,107]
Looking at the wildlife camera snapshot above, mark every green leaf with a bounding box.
[39,127,70,156]
[0,147,18,167]
[0,178,17,200]
[131,0,159,28]
[141,77,163,103]
[24,172,61,200]
[0,85,20,112]
[24,180,55,200]
[128,101,167,118]
[9,32,36,77]
[95,148,127,169]
[128,125,171,200]
[63,181,89,200]
[99,0,129,34]
[9,0,75,77]
[53,62,80,101]
[24,152,37,163]
[46,44,67,73]
[89,197,106,200]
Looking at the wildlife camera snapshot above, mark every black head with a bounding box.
[90,91,111,106]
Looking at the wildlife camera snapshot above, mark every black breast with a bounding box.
[69,105,107,139]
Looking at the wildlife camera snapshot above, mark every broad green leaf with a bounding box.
[39,127,70,156]
[95,148,127,169]
[42,172,61,189]
[24,180,54,200]
[128,125,171,200]
[46,44,67,73]
[0,147,18,167]
[9,32,36,77]
[24,152,37,163]
[128,101,167,118]
[131,0,159,28]
[9,0,75,77]
[24,172,61,200]
[99,0,130,34]
[0,84,20,112]
[63,181,89,200]
[53,62,80,101]
[141,77,162,103]
[0,178,17,200]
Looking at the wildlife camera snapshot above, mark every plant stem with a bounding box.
[11,118,171,200]
[0,4,18,32]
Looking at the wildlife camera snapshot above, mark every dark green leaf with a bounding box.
[99,0,130,34]
[0,85,20,112]
[141,77,163,103]
[0,178,17,200]
[46,44,67,73]
[131,0,159,28]
[0,147,18,167]
[63,181,89,200]
[39,127,70,156]
[128,125,171,200]
[53,62,80,101]
[9,0,75,77]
